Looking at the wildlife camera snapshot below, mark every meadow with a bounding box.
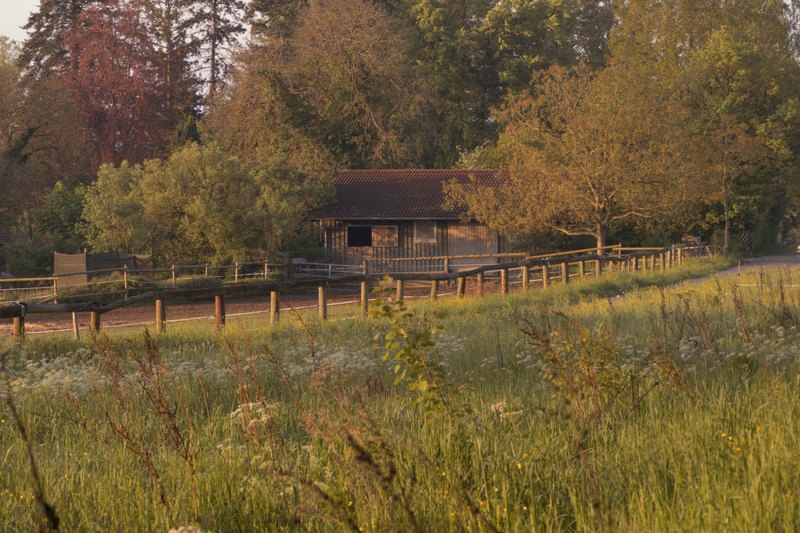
[3,255,800,532]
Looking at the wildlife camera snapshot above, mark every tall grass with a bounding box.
[5,256,800,531]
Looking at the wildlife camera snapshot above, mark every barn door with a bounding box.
[447,223,497,269]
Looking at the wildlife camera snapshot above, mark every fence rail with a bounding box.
[1,244,708,340]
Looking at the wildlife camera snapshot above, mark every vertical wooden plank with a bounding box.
[215,295,225,330]
[155,299,166,333]
[396,279,404,301]
[360,282,368,317]
[90,311,101,332]
[650,254,656,270]
[632,256,638,272]
[477,272,485,296]
[579,261,585,277]
[172,265,177,287]
[53,277,58,303]
[595,259,601,277]
[72,312,80,341]
[430,280,439,300]
[677,248,683,265]
[660,253,666,271]
[234,262,239,283]
[271,291,280,324]
[561,262,569,284]
[12,316,24,342]
[501,269,509,294]
[456,276,466,298]
[123,265,129,298]
[542,265,550,288]
[264,261,269,279]
[522,265,530,290]
[318,287,327,320]
[443,258,449,273]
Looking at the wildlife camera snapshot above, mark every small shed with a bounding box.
[311,169,512,273]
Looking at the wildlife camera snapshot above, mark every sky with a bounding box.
[0,0,38,43]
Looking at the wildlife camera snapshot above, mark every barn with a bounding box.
[312,169,513,273]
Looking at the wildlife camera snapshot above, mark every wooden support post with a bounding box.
[264,261,269,279]
[172,265,177,287]
[234,262,239,283]
[53,277,58,303]
[318,286,327,320]
[155,299,166,333]
[271,291,280,324]
[501,269,509,294]
[90,311,101,332]
[579,261,585,277]
[677,248,683,265]
[362,260,368,275]
[477,272,485,296]
[456,276,466,298]
[542,265,550,288]
[430,280,439,300]
[396,279,404,301]
[522,266,530,291]
[360,282,368,317]
[632,256,638,272]
[649,254,656,270]
[443,258,449,273]
[205,264,209,277]
[561,262,569,284]
[215,295,225,330]
[72,313,80,341]
[595,259,601,277]
[12,316,24,342]
[660,253,666,271]
[123,265,129,298]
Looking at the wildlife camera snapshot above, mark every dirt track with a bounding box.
[5,254,800,337]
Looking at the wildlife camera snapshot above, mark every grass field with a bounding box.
[4,255,800,532]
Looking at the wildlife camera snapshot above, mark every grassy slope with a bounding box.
[4,255,800,531]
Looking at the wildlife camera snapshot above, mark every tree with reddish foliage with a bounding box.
[59,0,174,168]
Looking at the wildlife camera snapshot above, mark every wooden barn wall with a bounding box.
[322,220,510,273]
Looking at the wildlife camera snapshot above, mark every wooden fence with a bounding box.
[1,245,706,341]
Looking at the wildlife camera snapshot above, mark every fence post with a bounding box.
[501,268,509,294]
[477,271,485,296]
[318,286,327,320]
[13,316,24,342]
[215,295,225,330]
[90,311,101,332]
[172,265,176,287]
[430,280,439,300]
[443,258,449,273]
[72,313,79,341]
[595,259,601,277]
[522,265,530,290]
[123,265,128,298]
[396,279,405,301]
[561,262,569,284]
[155,299,166,333]
[677,248,683,265]
[660,252,666,271]
[632,256,638,272]
[457,276,466,298]
[235,262,239,284]
[579,261,585,277]
[205,264,209,277]
[360,282,368,316]
[53,277,58,303]
[264,261,269,279]
[271,291,280,324]
[649,254,655,270]
[542,265,550,288]
[362,260,367,275]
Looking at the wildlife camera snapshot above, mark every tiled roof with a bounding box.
[312,169,509,220]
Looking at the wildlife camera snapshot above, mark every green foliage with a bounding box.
[80,143,331,265]
[371,292,448,416]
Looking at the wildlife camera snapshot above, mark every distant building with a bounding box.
[311,169,512,272]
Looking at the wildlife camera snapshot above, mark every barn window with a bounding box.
[414,221,437,244]
[347,226,372,247]
[372,226,398,247]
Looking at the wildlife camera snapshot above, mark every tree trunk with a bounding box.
[723,193,730,253]
[596,224,608,256]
